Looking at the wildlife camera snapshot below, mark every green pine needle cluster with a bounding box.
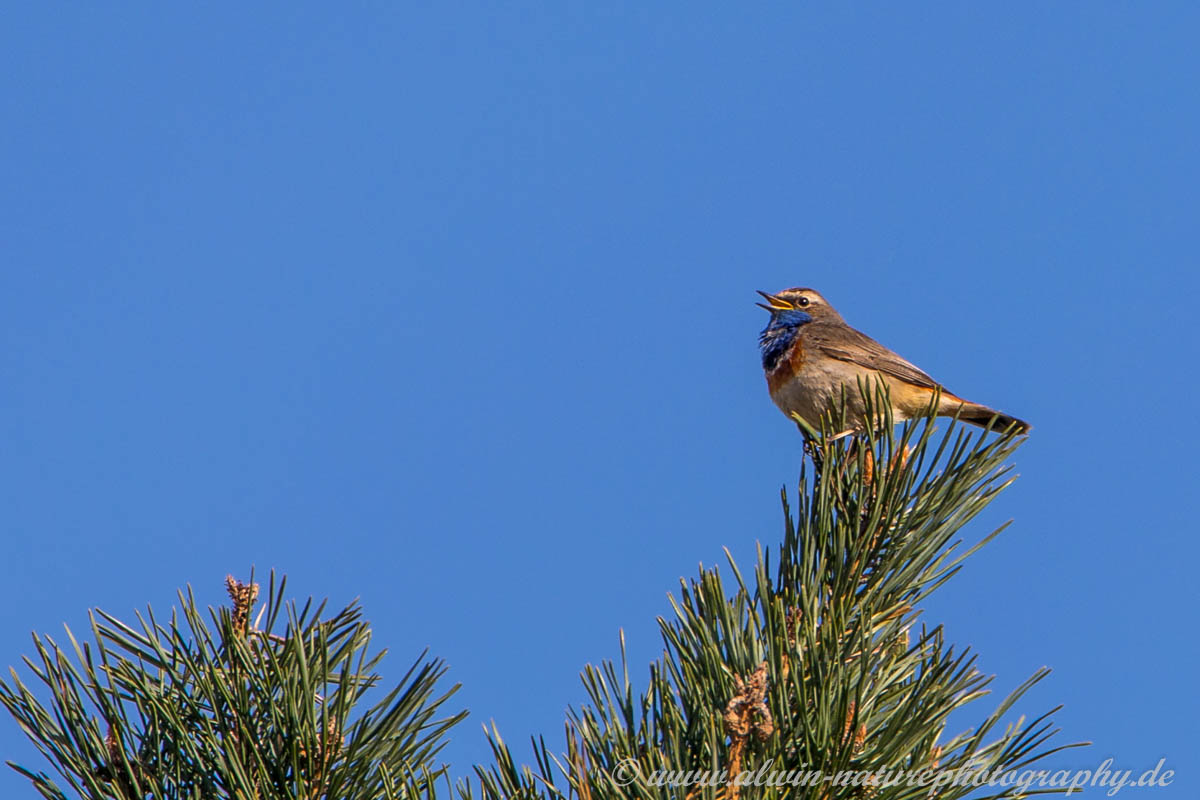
[466,408,1079,800]
[1,573,465,799]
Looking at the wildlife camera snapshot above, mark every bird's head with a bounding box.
[756,288,839,327]
[756,288,839,370]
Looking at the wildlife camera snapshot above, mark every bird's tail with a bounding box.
[954,402,1031,435]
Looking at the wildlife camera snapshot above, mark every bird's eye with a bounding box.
[797,296,810,307]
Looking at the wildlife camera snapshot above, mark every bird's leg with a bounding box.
[804,427,859,473]
[802,437,827,476]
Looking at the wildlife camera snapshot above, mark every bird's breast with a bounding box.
[765,337,806,398]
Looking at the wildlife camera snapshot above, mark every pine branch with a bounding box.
[1,571,467,800]
[469,400,1083,800]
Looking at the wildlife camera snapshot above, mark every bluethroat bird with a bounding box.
[757,288,1030,436]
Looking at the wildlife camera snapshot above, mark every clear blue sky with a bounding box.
[2,4,1196,796]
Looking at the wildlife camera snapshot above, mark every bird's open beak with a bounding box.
[755,290,794,312]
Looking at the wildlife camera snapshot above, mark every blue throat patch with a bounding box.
[759,309,812,370]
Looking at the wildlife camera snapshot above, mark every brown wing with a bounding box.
[808,322,942,390]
